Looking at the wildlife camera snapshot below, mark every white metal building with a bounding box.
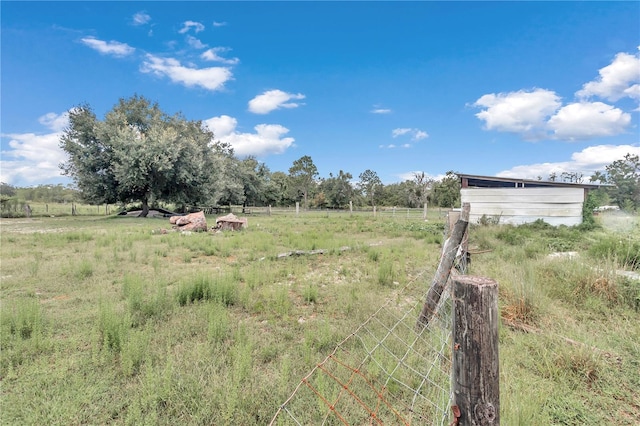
[458,174,609,226]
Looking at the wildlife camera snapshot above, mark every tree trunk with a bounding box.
[140,197,150,217]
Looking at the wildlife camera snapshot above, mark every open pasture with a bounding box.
[1,212,639,424]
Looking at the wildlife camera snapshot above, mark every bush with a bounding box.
[588,236,640,271]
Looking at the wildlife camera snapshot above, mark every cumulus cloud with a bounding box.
[548,102,631,140]
[213,21,227,27]
[186,35,207,49]
[80,36,135,57]
[203,115,295,157]
[0,112,70,185]
[248,90,306,114]
[497,144,640,180]
[473,88,561,138]
[140,54,232,91]
[201,47,239,65]
[132,12,151,26]
[474,47,639,141]
[577,48,640,102]
[179,20,205,34]
[392,127,429,141]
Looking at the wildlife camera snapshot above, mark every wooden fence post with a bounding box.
[452,275,500,426]
[416,203,470,328]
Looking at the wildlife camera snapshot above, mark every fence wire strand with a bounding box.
[270,267,454,425]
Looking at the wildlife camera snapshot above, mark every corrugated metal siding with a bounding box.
[460,187,585,226]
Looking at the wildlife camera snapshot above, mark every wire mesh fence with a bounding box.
[270,269,453,425]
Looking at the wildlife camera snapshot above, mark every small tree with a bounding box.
[430,171,461,208]
[288,155,319,210]
[605,153,640,210]
[320,170,354,209]
[358,169,382,208]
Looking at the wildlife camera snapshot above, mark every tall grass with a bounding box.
[1,212,639,425]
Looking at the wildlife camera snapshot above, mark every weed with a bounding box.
[121,327,150,377]
[97,303,129,353]
[377,260,396,286]
[177,274,237,306]
[76,259,94,280]
[303,284,319,304]
[2,298,45,340]
[208,303,230,345]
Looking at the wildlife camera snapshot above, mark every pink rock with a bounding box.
[169,211,208,232]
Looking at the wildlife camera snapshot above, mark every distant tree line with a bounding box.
[3,95,637,214]
[52,95,464,215]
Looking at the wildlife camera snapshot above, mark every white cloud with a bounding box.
[577,48,640,102]
[413,130,428,141]
[396,171,444,182]
[186,35,207,49]
[132,12,151,26]
[203,115,295,157]
[473,88,561,139]
[201,47,239,65]
[371,108,391,114]
[392,128,412,137]
[497,144,640,180]
[179,20,205,34]
[248,90,306,114]
[0,112,70,185]
[213,21,227,27]
[38,112,69,132]
[392,127,429,141]
[140,54,232,91]
[547,102,631,140]
[80,36,135,57]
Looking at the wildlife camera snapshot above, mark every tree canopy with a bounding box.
[358,169,382,207]
[288,155,319,209]
[60,95,226,216]
[604,153,640,210]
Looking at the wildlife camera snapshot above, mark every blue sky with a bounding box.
[1,1,639,187]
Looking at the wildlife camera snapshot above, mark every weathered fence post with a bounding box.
[296,202,299,216]
[423,202,427,220]
[268,205,272,216]
[373,206,377,217]
[452,275,500,426]
[416,203,470,328]
[349,201,353,215]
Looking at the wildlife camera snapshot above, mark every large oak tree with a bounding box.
[60,95,225,216]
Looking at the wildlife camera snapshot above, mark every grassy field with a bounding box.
[1,211,639,424]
